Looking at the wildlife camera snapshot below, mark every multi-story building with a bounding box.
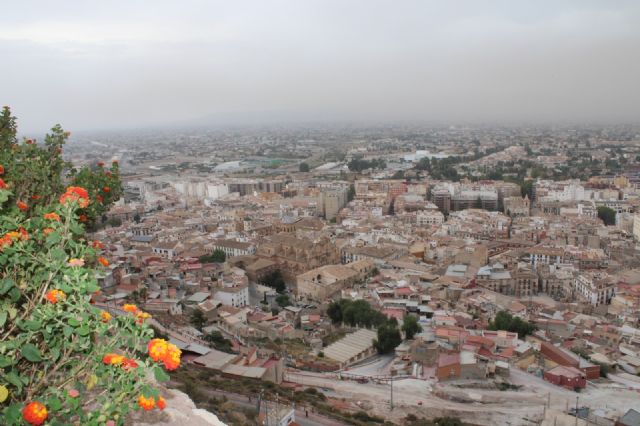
[433,189,451,214]
[574,272,616,306]
[210,239,257,258]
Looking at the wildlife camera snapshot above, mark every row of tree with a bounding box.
[347,157,386,172]
[327,299,422,354]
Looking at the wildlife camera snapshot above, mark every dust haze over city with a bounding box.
[2,2,640,426]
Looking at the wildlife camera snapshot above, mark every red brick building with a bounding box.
[543,365,586,391]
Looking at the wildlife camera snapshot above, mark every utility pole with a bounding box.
[390,376,393,411]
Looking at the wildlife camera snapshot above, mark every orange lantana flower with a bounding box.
[97,257,109,267]
[18,227,29,241]
[31,194,41,200]
[43,228,54,236]
[138,395,155,411]
[97,161,105,167]
[0,178,7,189]
[92,240,105,249]
[96,195,104,203]
[101,311,112,323]
[44,212,60,221]
[157,396,166,410]
[147,338,168,362]
[79,214,88,222]
[123,303,137,314]
[122,358,139,371]
[17,201,28,211]
[135,311,152,324]
[22,401,48,426]
[103,186,110,193]
[102,353,125,366]
[45,289,66,304]
[0,164,4,175]
[163,343,182,371]
[59,186,89,208]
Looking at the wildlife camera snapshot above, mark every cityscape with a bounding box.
[2,2,640,426]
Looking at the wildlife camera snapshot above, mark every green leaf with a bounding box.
[68,317,81,327]
[0,355,14,368]
[8,287,20,302]
[47,396,62,411]
[19,319,42,331]
[0,311,6,327]
[153,366,170,382]
[21,344,42,362]
[3,404,22,423]
[5,372,23,393]
[50,247,66,262]
[59,283,72,293]
[46,231,62,246]
[0,279,14,295]
[77,326,91,336]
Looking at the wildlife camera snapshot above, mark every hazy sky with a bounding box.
[2,1,640,132]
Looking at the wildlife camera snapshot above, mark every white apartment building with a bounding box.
[574,272,615,306]
[214,284,249,308]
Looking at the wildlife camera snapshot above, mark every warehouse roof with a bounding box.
[323,329,377,364]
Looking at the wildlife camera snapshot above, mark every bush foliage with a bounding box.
[0,107,179,425]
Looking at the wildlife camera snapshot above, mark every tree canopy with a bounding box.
[299,162,310,172]
[327,299,386,328]
[488,310,536,338]
[261,269,286,293]
[347,158,386,172]
[597,206,616,226]
[374,318,402,354]
[199,248,226,263]
[402,314,422,340]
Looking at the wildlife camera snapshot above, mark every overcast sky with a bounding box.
[2,1,640,132]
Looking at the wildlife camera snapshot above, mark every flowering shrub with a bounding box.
[0,108,179,425]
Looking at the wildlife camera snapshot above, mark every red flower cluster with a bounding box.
[92,240,105,249]
[22,401,47,426]
[0,229,29,251]
[97,256,109,267]
[59,186,89,208]
[102,353,139,371]
[44,212,60,221]
[137,395,166,411]
[147,339,181,371]
[45,289,66,304]
[0,178,6,189]
[17,201,28,211]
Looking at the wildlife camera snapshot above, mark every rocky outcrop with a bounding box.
[132,388,225,426]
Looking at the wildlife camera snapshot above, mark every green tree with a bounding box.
[276,293,291,307]
[190,309,207,331]
[488,310,537,338]
[199,249,226,263]
[347,184,356,202]
[262,269,286,293]
[374,319,402,354]
[299,162,310,172]
[204,331,233,353]
[402,314,422,340]
[326,299,386,328]
[597,206,616,226]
